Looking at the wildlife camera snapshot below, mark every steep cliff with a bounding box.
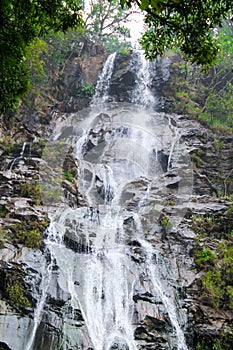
[0,40,232,350]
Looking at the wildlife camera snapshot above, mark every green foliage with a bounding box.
[125,0,233,68]
[201,269,223,308]
[213,139,224,151]
[0,205,8,218]
[159,212,170,227]
[216,20,233,64]
[118,48,131,56]
[63,169,74,182]
[5,272,31,308]
[19,182,42,205]
[227,286,233,309]
[9,219,48,248]
[196,333,233,350]
[25,39,47,85]
[6,282,31,308]
[44,29,85,72]
[198,83,233,133]
[78,83,95,97]
[191,214,217,237]
[83,0,132,52]
[194,241,233,309]
[192,209,233,310]
[99,33,131,54]
[40,187,62,204]
[0,231,6,249]
[167,22,233,134]
[195,248,217,267]
[0,58,30,114]
[0,0,83,114]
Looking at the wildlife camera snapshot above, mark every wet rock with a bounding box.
[1,48,233,350]
[144,316,167,331]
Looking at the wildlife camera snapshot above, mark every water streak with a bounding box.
[25,256,53,350]
[92,52,116,106]
[139,239,188,350]
[130,52,157,109]
[9,141,29,170]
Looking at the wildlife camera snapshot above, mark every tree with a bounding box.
[83,0,133,52]
[121,0,232,69]
[0,0,83,114]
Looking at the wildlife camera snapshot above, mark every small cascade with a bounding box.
[8,141,32,170]
[25,256,53,350]
[139,239,188,350]
[166,117,181,172]
[9,141,27,170]
[80,248,136,350]
[92,52,116,106]
[95,164,117,203]
[130,52,157,109]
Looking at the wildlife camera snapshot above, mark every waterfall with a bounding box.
[92,52,116,106]
[36,52,192,350]
[130,52,157,109]
[9,141,31,170]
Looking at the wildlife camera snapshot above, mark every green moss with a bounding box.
[9,219,48,248]
[194,237,233,309]
[0,231,6,249]
[218,241,233,264]
[226,286,233,309]
[63,169,74,182]
[159,213,170,227]
[191,152,205,166]
[191,214,217,237]
[19,182,42,204]
[226,202,233,217]
[0,205,8,218]
[201,269,223,308]
[195,333,233,350]
[40,187,61,204]
[0,139,21,156]
[213,139,224,151]
[195,248,217,268]
[5,271,32,308]
[6,281,31,308]
[77,82,95,97]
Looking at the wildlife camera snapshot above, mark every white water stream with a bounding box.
[26,52,192,350]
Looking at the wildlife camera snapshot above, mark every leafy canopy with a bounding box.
[83,0,133,53]
[120,0,232,69]
[0,0,83,114]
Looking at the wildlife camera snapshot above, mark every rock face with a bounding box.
[0,43,232,350]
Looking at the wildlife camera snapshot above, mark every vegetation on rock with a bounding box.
[8,219,48,248]
[4,270,32,309]
[192,211,233,310]
[165,23,233,135]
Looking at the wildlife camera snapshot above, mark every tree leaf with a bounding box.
[140,0,150,11]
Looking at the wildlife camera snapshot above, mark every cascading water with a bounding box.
[138,239,188,350]
[92,52,117,106]
[9,141,31,170]
[130,52,157,110]
[26,52,192,350]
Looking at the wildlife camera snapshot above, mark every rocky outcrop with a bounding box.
[0,43,232,350]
